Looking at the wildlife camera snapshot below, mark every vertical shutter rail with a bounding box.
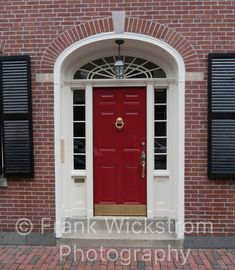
[0,55,34,177]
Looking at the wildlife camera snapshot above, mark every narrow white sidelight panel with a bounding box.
[86,83,93,218]
[147,83,154,218]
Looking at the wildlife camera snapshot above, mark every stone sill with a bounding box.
[0,177,7,187]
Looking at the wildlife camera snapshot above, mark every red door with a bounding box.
[93,87,146,216]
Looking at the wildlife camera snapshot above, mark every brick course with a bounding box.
[1,0,235,236]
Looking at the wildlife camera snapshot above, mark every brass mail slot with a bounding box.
[74,177,85,184]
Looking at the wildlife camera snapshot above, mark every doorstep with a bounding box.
[57,217,183,248]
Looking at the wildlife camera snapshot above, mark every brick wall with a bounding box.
[1,0,235,236]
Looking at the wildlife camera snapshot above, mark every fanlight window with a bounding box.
[73,56,166,79]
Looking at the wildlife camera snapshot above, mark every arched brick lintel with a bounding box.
[40,16,200,72]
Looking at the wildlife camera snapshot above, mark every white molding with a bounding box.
[36,73,200,83]
[154,170,170,177]
[54,32,185,239]
[65,78,176,88]
[86,83,93,218]
[147,84,154,218]
[71,170,86,177]
[54,80,62,238]
[177,79,185,239]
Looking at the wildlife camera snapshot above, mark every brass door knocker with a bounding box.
[115,117,124,130]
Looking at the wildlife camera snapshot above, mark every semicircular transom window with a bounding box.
[73,56,166,79]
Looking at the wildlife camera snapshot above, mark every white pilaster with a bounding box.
[86,83,94,218]
[147,83,154,218]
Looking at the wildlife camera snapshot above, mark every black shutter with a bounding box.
[0,132,2,176]
[208,53,235,178]
[0,55,34,177]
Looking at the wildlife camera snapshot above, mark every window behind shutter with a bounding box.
[0,55,33,177]
[208,53,235,178]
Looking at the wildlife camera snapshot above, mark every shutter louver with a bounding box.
[0,56,33,177]
[208,53,235,178]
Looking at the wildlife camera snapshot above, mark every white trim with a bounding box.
[177,79,185,239]
[54,80,62,238]
[54,32,185,239]
[146,83,154,218]
[153,170,170,177]
[85,83,93,218]
[74,55,167,79]
[37,72,203,83]
[71,170,86,177]
[65,78,176,87]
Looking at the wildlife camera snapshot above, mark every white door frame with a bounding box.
[54,32,185,239]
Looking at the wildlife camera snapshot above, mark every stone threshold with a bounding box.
[58,217,181,248]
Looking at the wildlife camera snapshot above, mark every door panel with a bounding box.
[93,87,146,215]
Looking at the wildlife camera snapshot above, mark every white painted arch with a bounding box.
[54,32,185,239]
